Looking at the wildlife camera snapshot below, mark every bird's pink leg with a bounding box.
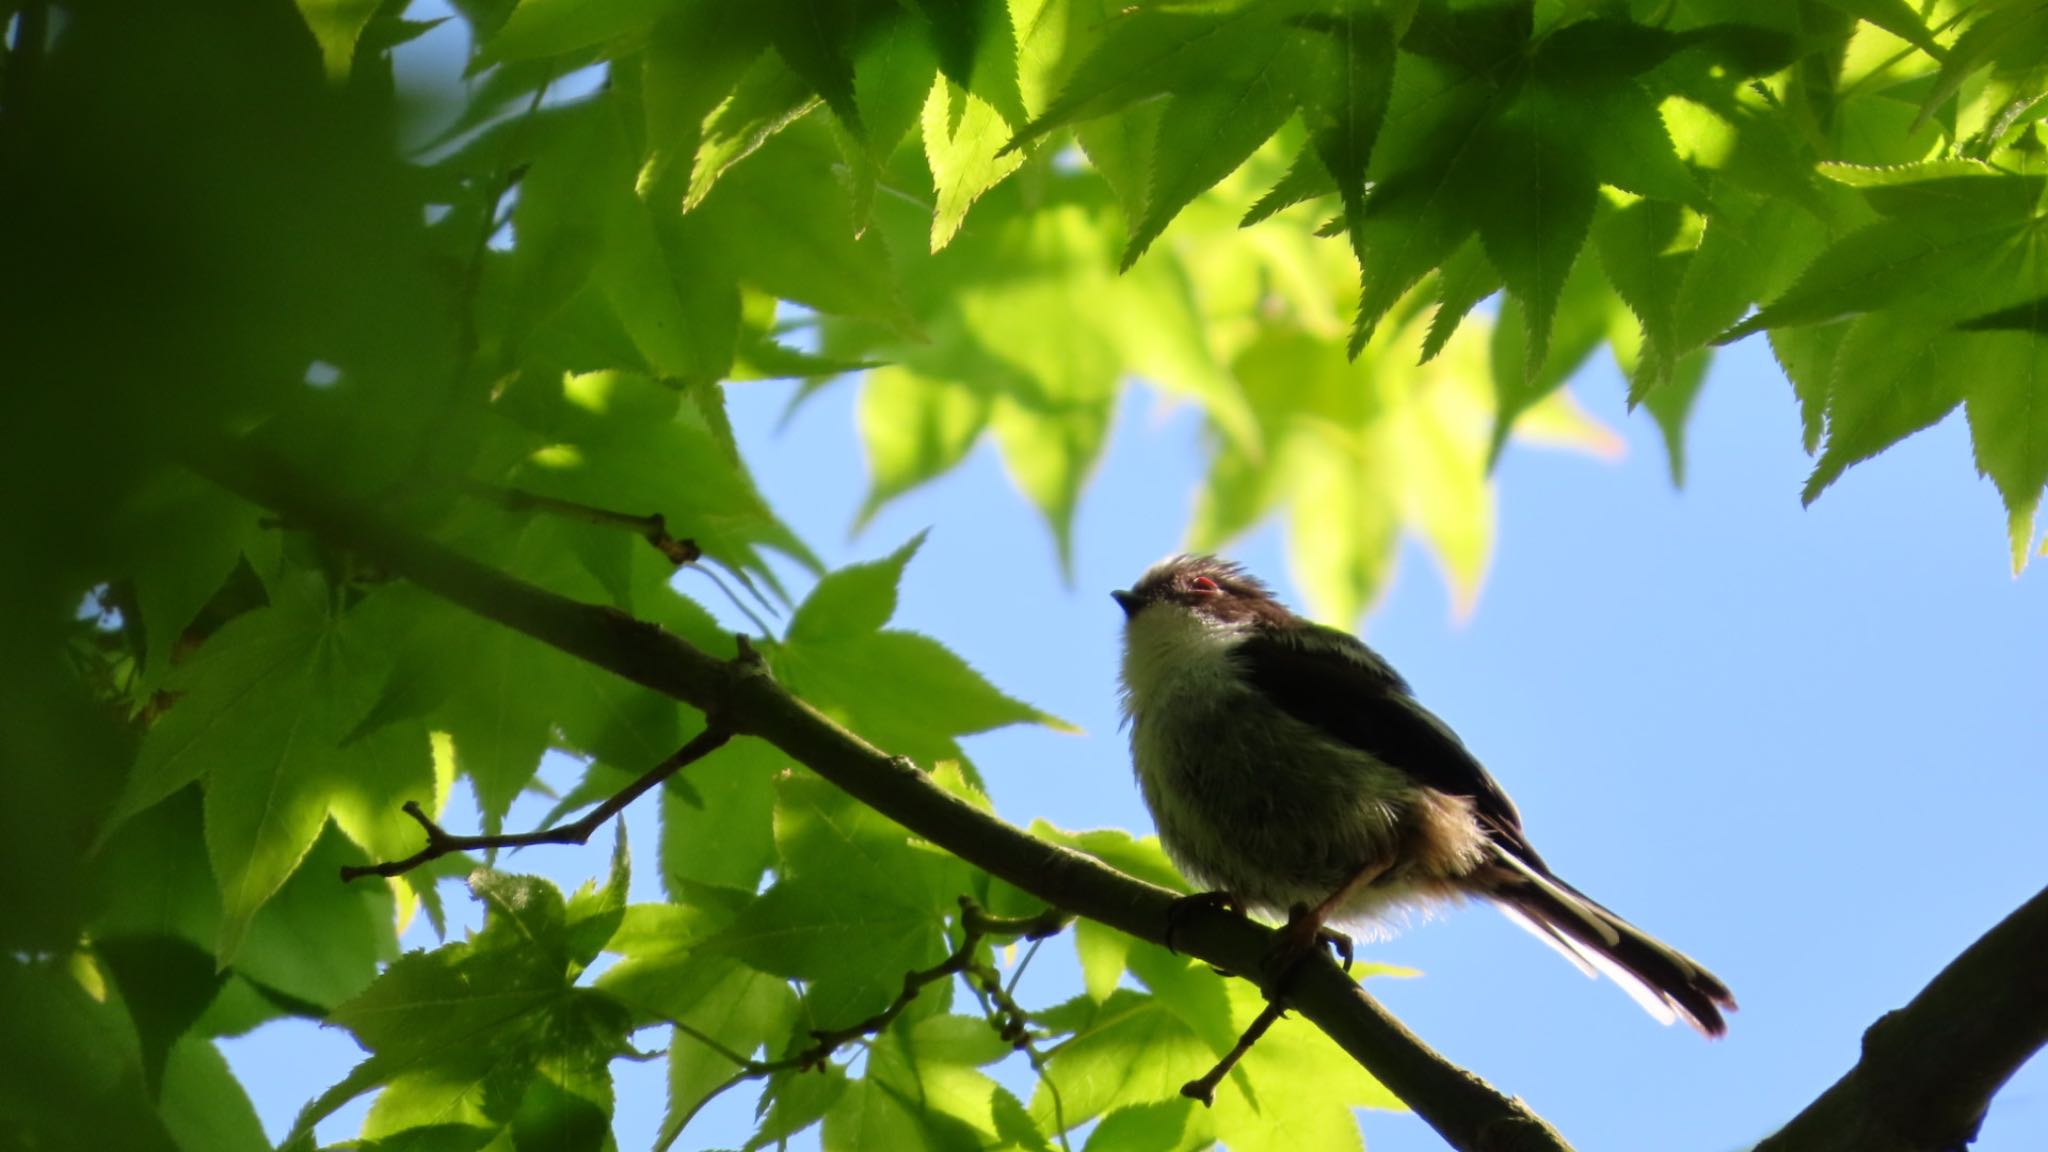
[1270,857,1395,978]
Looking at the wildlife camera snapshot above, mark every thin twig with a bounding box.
[467,481,703,565]
[967,932,1073,1152]
[1182,998,1289,1106]
[341,722,732,881]
[662,898,1071,1146]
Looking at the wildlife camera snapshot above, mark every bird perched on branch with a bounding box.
[1113,554,1735,1035]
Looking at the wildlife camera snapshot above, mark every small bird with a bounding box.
[1114,554,1735,1035]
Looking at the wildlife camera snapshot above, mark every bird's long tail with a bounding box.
[1483,846,1736,1037]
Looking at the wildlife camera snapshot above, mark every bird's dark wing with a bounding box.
[1232,625,1541,863]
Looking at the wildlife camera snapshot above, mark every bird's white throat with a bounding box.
[1118,604,1251,722]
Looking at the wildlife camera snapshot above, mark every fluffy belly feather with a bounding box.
[1128,680,1488,924]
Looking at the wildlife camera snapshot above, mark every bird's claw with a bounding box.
[1261,902,1353,991]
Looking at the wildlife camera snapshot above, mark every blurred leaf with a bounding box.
[295,0,381,79]
[110,474,266,687]
[489,0,673,61]
[0,957,180,1152]
[159,1037,270,1152]
[857,367,993,525]
[835,180,1250,561]
[94,935,225,1096]
[696,121,920,334]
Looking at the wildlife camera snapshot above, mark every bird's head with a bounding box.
[1111,555,1291,630]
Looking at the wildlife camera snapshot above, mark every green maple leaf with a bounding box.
[110,577,436,964]
[1917,0,2048,129]
[1028,989,1214,1134]
[822,1015,1027,1152]
[1352,11,1711,372]
[1208,979,1402,1150]
[603,942,797,1150]
[774,537,1069,764]
[292,870,633,1149]
[1721,158,2048,560]
[705,772,969,1024]
[1593,196,1698,399]
[1003,0,1401,271]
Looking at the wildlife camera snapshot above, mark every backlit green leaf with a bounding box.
[294,871,630,1147]
[926,78,1027,250]
[1028,990,1211,1133]
[787,532,928,645]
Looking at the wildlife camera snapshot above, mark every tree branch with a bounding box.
[339,723,735,880]
[190,442,1576,1152]
[1756,883,2048,1152]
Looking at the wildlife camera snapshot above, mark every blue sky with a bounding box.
[226,328,2047,1150]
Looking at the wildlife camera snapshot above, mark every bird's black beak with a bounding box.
[1111,589,1141,618]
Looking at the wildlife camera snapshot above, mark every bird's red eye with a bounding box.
[1190,576,1221,594]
